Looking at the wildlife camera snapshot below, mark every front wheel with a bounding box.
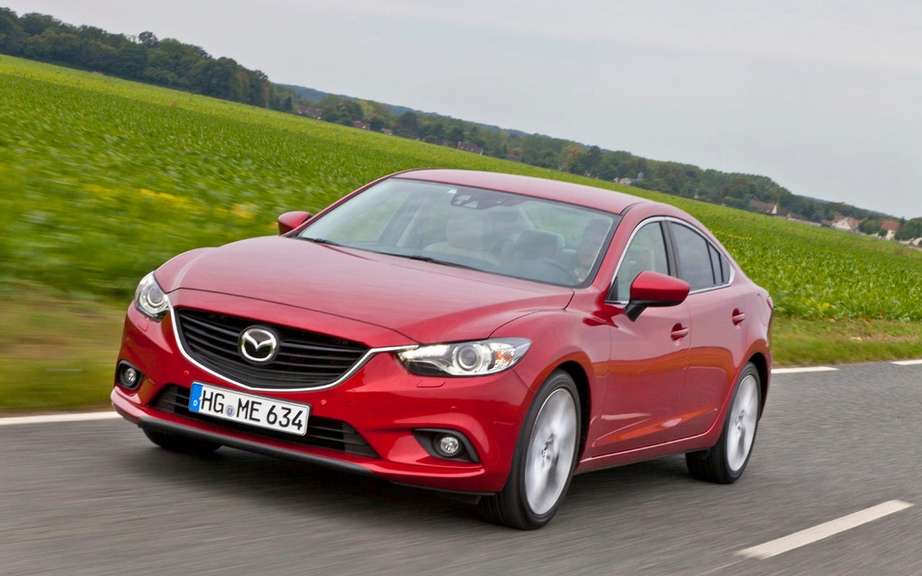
[479,370,581,529]
[686,363,761,483]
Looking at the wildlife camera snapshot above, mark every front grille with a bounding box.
[174,308,368,390]
[154,385,377,457]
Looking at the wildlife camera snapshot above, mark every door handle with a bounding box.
[671,324,690,340]
[732,309,746,325]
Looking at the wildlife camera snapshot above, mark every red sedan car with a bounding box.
[113,169,772,529]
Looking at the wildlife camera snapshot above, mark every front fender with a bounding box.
[492,309,608,438]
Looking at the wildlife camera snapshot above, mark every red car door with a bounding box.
[591,220,691,456]
[666,221,738,439]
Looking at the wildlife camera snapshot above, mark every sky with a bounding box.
[8,0,922,218]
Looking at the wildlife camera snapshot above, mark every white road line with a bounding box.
[737,500,914,560]
[892,359,922,366]
[771,366,838,375]
[0,411,120,427]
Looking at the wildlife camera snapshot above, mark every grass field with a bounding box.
[2,54,922,411]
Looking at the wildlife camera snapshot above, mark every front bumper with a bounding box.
[114,290,530,493]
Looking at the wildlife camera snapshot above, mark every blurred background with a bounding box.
[2,2,921,412]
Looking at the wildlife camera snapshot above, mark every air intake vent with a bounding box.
[154,385,377,457]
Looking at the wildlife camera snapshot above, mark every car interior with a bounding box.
[389,191,609,285]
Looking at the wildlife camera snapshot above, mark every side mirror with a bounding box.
[624,271,690,321]
[277,211,312,235]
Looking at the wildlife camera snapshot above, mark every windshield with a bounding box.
[299,178,620,287]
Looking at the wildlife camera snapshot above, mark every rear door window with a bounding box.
[707,243,722,285]
[719,252,731,283]
[669,222,717,291]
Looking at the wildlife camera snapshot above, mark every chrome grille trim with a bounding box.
[167,303,416,392]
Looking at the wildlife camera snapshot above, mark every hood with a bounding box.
[156,236,573,343]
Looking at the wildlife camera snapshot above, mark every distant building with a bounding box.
[615,177,633,185]
[456,141,484,155]
[295,104,322,119]
[831,216,860,232]
[749,199,779,216]
[880,219,901,241]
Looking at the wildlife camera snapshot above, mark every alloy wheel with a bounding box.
[524,388,578,515]
[726,373,759,472]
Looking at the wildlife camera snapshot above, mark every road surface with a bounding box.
[2,361,920,575]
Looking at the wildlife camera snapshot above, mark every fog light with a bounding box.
[436,434,462,458]
[117,362,142,389]
[123,368,138,387]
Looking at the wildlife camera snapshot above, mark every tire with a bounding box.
[143,427,221,456]
[686,363,761,483]
[479,370,581,529]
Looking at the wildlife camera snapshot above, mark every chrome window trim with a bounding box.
[166,303,417,393]
[606,215,737,305]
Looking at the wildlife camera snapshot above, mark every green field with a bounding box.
[3,54,922,411]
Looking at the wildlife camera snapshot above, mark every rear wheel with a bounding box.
[143,428,221,456]
[479,371,580,529]
[686,363,761,483]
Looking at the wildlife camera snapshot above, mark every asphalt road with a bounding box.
[2,361,921,576]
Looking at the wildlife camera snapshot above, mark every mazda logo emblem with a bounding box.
[239,326,279,364]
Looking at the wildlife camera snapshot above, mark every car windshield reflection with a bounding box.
[299,178,619,287]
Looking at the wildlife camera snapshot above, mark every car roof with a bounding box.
[395,169,647,215]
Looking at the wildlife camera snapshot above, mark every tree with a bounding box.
[0,8,24,54]
[138,31,158,47]
[363,102,394,132]
[572,145,601,176]
[18,12,59,35]
[271,89,293,112]
[896,218,922,241]
[559,143,585,173]
[246,69,270,107]
[105,40,145,77]
[859,219,882,235]
[368,116,387,131]
[445,124,464,144]
[420,120,444,143]
[395,111,419,138]
[319,96,363,125]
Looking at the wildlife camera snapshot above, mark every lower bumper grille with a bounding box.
[152,385,377,458]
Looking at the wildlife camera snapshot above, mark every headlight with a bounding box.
[134,272,169,319]
[397,338,531,376]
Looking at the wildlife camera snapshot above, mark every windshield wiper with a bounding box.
[302,241,484,272]
[301,236,346,247]
[377,252,483,272]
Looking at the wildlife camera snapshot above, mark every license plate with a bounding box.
[188,383,309,436]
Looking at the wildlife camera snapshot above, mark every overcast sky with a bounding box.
[9,0,921,217]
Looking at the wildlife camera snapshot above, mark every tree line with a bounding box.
[1,8,904,228]
[0,8,293,110]
[295,89,891,225]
